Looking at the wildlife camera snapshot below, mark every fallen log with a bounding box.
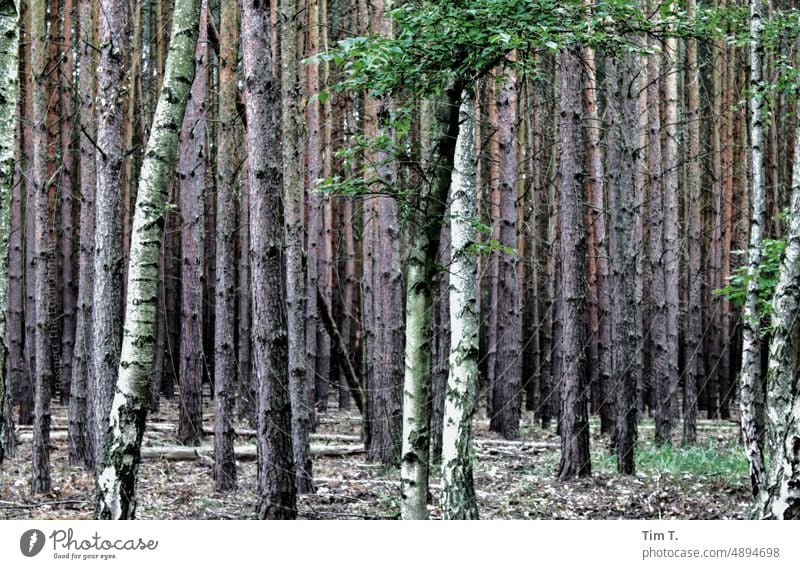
[141,444,365,461]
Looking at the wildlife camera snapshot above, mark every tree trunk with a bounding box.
[400,81,462,519]
[30,0,52,494]
[756,83,800,520]
[682,0,702,446]
[68,0,96,468]
[740,0,767,498]
[280,0,313,495]
[556,48,590,480]
[212,0,238,492]
[92,0,127,470]
[0,0,20,465]
[440,92,479,520]
[489,66,522,440]
[96,0,200,519]
[177,0,207,447]
[242,0,297,519]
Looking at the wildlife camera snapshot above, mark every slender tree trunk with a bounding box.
[237,162,254,426]
[68,0,96,467]
[582,43,611,435]
[59,0,76,406]
[212,0,238,492]
[30,0,52,494]
[662,3,681,447]
[489,66,522,440]
[177,0,207,446]
[740,0,767,498]
[683,0,702,446]
[96,0,200,519]
[556,48,590,479]
[242,0,297,519]
[92,0,127,470]
[280,0,313,494]
[0,0,20,465]
[441,92,479,520]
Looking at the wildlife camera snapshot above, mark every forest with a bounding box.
[0,0,800,521]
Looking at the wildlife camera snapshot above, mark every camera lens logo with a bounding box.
[20,529,46,558]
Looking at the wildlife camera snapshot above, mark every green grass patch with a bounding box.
[593,442,748,484]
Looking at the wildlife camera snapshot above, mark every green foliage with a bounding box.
[595,441,749,485]
[714,238,786,324]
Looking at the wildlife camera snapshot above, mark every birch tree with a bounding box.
[96,0,200,519]
[740,0,767,497]
[440,92,479,520]
[0,0,19,466]
[756,81,800,520]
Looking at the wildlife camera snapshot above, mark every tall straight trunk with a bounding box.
[706,13,725,419]
[59,0,76,405]
[177,0,207,446]
[400,82,462,520]
[682,0,702,445]
[362,0,402,465]
[21,0,34,427]
[489,66,522,440]
[606,51,639,474]
[242,0,297,519]
[30,0,52,494]
[305,0,323,417]
[280,0,313,494]
[740,0,767,498]
[0,0,20,465]
[96,0,200,519]
[440,93,479,520]
[69,0,96,467]
[92,0,127,470]
[662,3,681,447]
[756,88,800,520]
[645,29,669,445]
[556,48,590,479]
[44,0,58,395]
[582,43,611,435]
[212,0,238,492]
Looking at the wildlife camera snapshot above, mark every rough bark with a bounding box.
[242,0,297,519]
[440,93,479,520]
[556,48,590,480]
[662,1,680,448]
[30,0,52,494]
[212,0,238,492]
[92,0,127,470]
[740,0,767,498]
[68,0,96,468]
[682,0,702,446]
[280,0,313,495]
[488,67,522,440]
[177,0,207,447]
[96,0,200,519]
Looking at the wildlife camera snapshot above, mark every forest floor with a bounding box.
[0,398,752,520]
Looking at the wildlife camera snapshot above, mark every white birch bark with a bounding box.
[0,0,20,465]
[440,94,479,520]
[740,0,767,497]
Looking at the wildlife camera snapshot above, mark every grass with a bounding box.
[593,441,749,484]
